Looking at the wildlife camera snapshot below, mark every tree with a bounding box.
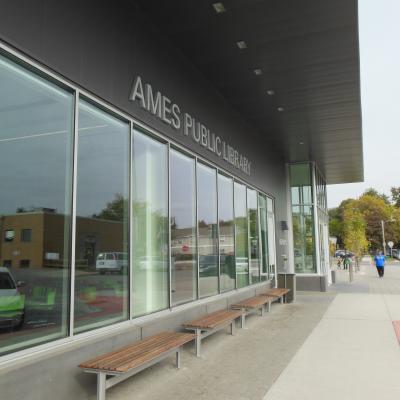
[356,194,393,251]
[328,198,354,247]
[363,188,390,204]
[391,187,400,207]
[342,201,368,266]
[93,194,127,221]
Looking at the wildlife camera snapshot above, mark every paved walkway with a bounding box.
[264,259,400,400]
[105,259,400,400]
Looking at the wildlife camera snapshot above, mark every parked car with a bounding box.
[335,250,354,258]
[0,267,25,329]
[390,248,400,259]
[96,252,128,274]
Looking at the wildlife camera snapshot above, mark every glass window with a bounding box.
[258,194,269,282]
[292,205,316,273]
[74,99,130,333]
[267,198,276,280]
[21,229,32,242]
[289,163,316,274]
[289,163,312,205]
[247,189,260,284]
[218,174,235,292]
[0,53,73,355]
[4,230,15,242]
[132,130,169,316]
[234,182,249,288]
[170,149,197,305]
[197,163,218,298]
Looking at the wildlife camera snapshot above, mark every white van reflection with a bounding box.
[96,252,128,274]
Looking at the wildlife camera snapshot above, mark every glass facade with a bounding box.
[289,163,315,273]
[197,163,219,298]
[74,100,130,333]
[247,189,260,284]
[258,195,269,282]
[170,149,197,305]
[0,49,277,357]
[0,53,73,354]
[234,182,249,288]
[289,163,328,275]
[132,130,169,316]
[218,174,235,292]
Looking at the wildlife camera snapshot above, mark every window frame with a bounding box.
[0,40,278,364]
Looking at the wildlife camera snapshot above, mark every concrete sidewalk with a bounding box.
[106,292,334,400]
[99,259,400,400]
[264,259,400,400]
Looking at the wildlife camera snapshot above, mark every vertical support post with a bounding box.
[176,349,181,369]
[97,372,106,400]
[241,310,246,329]
[195,329,201,357]
[230,320,236,336]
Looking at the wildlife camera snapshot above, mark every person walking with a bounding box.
[343,254,351,270]
[374,250,385,278]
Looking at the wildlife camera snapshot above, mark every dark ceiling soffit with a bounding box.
[132,0,363,185]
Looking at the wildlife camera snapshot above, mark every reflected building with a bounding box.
[0,210,124,270]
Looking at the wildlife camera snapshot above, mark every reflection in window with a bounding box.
[21,229,32,242]
[267,198,276,280]
[258,194,269,282]
[289,163,316,273]
[218,174,235,292]
[198,163,218,298]
[234,182,249,288]
[292,205,315,273]
[0,53,73,355]
[132,130,169,316]
[247,189,260,284]
[74,100,129,333]
[170,149,197,305]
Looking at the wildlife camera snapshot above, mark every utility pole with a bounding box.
[381,220,386,256]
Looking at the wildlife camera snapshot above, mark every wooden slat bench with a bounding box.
[79,331,194,400]
[263,288,291,303]
[182,309,242,357]
[231,295,274,328]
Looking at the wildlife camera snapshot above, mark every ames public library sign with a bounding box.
[129,76,252,176]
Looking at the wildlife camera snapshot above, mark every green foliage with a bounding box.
[391,187,400,207]
[342,202,368,257]
[330,189,400,253]
[363,188,390,204]
[93,193,127,221]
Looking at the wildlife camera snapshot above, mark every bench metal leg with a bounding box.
[195,329,202,357]
[241,310,246,329]
[280,296,284,304]
[97,372,106,400]
[176,349,181,369]
[230,320,236,336]
[267,301,271,312]
[261,305,265,316]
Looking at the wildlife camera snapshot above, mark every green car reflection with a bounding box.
[0,267,25,330]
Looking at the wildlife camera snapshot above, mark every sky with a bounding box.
[327,0,400,208]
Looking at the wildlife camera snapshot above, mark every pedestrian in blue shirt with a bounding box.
[374,250,385,278]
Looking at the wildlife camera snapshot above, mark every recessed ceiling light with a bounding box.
[266,89,275,95]
[236,41,247,49]
[254,69,263,75]
[277,107,284,112]
[212,2,226,13]
[299,141,304,145]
